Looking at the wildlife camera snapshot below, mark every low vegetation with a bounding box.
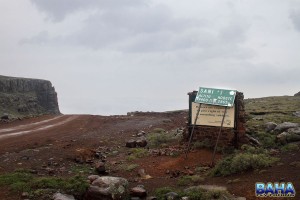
[155,186,229,200]
[0,170,88,198]
[192,138,212,149]
[211,145,279,176]
[125,164,139,171]
[147,128,182,148]
[177,175,205,186]
[281,143,299,152]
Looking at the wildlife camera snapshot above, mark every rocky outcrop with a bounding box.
[0,75,60,118]
[294,91,300,96]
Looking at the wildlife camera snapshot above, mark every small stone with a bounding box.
[290,161,300,167]
[165,192,179,200]
[146,197,157,200]
[21,192,29,198]
[138,169,146,177]
[136,138,147,147]
[21,156,29,160]
[187,170,194,175]
[137,132,145,137]
[269,149,279,155]
[293,111,300,117]
[131,197,141,200]
[95,162,106,174]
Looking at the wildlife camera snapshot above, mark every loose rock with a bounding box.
[136,138,147,147]
[293,111,300,117]
[95,162,106,174]
[88,175,100,183]
[265,122,277,132]
[1,114,9,120]
[165,192,180,200]
[126,140,137,148]
[130,186,147,198]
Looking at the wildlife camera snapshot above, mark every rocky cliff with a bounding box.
[0,75,60,118]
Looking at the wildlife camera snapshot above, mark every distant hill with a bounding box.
[0,75,60,118]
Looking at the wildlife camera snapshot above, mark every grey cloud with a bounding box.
[290,8,300,31]
[19,31,50,45]
[24,2,250,59]
[30,0,145,22]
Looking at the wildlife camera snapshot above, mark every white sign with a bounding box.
[191,102,235,128]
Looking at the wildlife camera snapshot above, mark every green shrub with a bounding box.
[155,187,226,200]
[182,189,204,200]
[130,148,148,158]
[0,171,33,192]
[281,144,299,152]
[152,128,166,134]
[251,132,277,148]
[126,155,137,161]
[193,138,212,149]
[71,165,91,174]
[0,171,88,197]
[211,152,279,176]
[155,187,175,200]
[125,164,139,172]
[240,144,266,154]
[147,132,179,148]
[177,175,204,186]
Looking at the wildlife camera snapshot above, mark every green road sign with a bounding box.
[194,87,236,107]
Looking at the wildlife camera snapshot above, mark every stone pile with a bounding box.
[265,122,300,144]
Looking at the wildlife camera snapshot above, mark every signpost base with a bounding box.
[185,103,202,159]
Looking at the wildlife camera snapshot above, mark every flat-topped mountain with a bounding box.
[0,75,60,118]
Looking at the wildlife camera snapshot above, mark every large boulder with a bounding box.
[86,176,128,200]
[274,122,299,132]
[294,91,300,96]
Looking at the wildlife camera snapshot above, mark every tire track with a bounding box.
[0,115,78,140]
[0,115,64,133]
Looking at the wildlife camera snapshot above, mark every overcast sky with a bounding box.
[1,0,300,115]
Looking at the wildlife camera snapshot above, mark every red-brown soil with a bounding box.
[0,112,299,200]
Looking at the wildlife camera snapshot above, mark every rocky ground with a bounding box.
[0,96,299,200]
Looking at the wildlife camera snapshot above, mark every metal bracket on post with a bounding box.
[211,106,228,166]
[185,103,202,159]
